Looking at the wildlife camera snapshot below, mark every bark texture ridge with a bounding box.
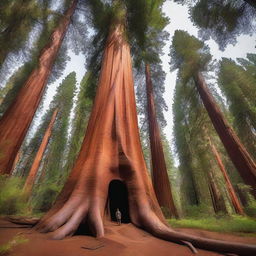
[0,0,77,175]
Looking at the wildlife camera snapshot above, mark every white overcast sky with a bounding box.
[35,0,256,158]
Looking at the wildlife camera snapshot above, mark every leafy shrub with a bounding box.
[245,199,256,218]
[0,175,27,215]
[31,182,61,213]
[182,204,214,218]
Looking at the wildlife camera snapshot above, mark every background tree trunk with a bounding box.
[145,63,178,218]
[207,167,228,214]
[0,0,77,175]
[194,72,256,197]
[23,109,58,194]
[208,136,245,215]
[10,150,22,175]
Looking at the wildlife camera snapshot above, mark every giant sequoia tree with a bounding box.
[170,30,256,197]
[34,2,256,255]
[0,0,78,175]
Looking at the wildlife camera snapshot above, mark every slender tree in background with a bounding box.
[173,82,200,212]
[170,30,256,197]
[0,0,78,175]
[145,64,178,218]
[10,150,22,175]
[23,109,58,195]
[14,110,57,178]
[207,135,245,215]
[218,56,256,160]
[63,72,93,175]
[127,0,177,217]
[40,72,76,184]
[207,167,226,214]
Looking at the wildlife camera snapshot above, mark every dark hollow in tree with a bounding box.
[108,180,130,223]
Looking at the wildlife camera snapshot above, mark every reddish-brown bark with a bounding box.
[208,136,245,215]
[35,24,256,256]
[207,166,228,214]
[145,63,178,218]
[0,0,77,175]
[194,72,256,197]
[207,174,219,213]
[10,150,22,175]
[23,109,58,195]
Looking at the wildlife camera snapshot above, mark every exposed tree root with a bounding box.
[6,216,40,226]
[35,194,256,256]
[137,212,256,256]
[35,195,105,240]
[181,240,198,254]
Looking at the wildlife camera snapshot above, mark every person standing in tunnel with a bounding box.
[115,208,122,225]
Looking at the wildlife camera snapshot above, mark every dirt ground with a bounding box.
[0,219,255,256]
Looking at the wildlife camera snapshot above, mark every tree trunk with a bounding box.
[194,72,256,197]
[0,0,77,175]
[34,23,256,256]
[23,109,58,194]
[207,176,219,213]
[145,63,178,218]
[235,185,250,207]
[10,150,22,175]
[207,167,227,214]
[208,136,245,215]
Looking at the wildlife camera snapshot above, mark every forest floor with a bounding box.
[168,216,256,235]
[0,218,256,256]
